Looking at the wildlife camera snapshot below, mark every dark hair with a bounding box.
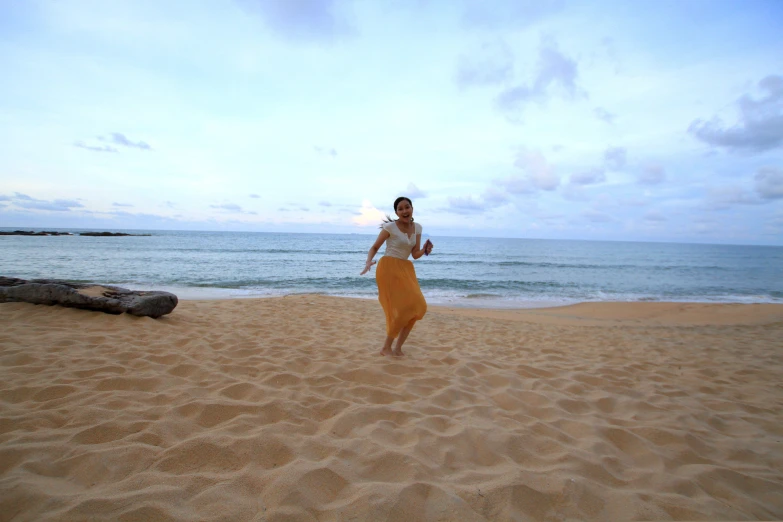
[380,196,414,227]
[394,197,412,211]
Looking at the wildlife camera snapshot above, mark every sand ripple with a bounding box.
[1,296,782,520]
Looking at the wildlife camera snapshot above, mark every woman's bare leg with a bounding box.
[393,324,414,356]
[380,335,394,356]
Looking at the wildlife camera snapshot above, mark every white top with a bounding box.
[382,221,422,260]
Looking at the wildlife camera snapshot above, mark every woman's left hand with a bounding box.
[360,260,376,275]
[423,239,433,255]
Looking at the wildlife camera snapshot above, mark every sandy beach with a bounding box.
[1,295,782,521]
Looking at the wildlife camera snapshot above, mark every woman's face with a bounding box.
[395,200,413,222]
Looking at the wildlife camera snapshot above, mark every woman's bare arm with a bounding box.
[361,229,390,274]
[411,234,426,259]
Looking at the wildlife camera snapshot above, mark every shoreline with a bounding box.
[5,291,783,322]
[188,294,783,327]
[109,284,783,309]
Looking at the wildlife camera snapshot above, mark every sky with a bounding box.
[1,0,782,245]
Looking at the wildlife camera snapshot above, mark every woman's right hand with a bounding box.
[360,260,376,275]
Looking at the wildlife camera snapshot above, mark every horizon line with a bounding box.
[1,226,781,248]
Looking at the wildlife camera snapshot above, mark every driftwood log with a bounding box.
[0,277,177,318]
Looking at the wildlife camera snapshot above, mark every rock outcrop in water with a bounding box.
[0,231,151,236]
[0,277,177,318]
[0,230,73,236]
[79,232,151,236]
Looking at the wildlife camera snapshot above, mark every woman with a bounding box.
[361,197,433,356]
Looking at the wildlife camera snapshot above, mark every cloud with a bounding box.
[593,193,618,209]
[443,188,511,213]
[482,187,510,205]
[703,168,782,209]
[514,148,559,190]
[210,203,243,212]
[319,201,332,207]
[99,210,229,229]
[20,200,78,212]
[5,192,84,212]
[0,194,11,201]
[351,199,385,226]
[581,208,615,222]
[604,146,627,170]
[101,132,152,150]
[769,212,783,233]
[569,167,605,186]
[643,211,667,222]
[495,39,579,121]
[494,149,559,194]
[706,186,761,210]
[693,216,718,226]
[74,141,118,153]
[594,107,615,124]
[600,37,623,74]
[533,210,566,222]
[755,166,783,200]
[446,196,488,214]
[688,74,783,153]
[249,194,261,198]
[562,184,588,201]
[75,132,151,153]
[495,176,533,195]
[314,145,337,158]
[495,85,536,120]
[164,201,177,209]
[108,210,171,219]
[534,42,578,94]
[455,39,514,88]
[462,0,564,30]
[238,0,354,42]
[639,163,666,185]
[112,202,134,207]
[405,183,427,199]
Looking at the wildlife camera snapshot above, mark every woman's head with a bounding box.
[380,197,414,227]
[394,197,413,221]
[394,197,412,212]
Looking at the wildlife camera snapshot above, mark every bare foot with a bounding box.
[392,349,405,357]
[380,348,393,357]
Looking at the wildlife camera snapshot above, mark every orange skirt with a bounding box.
[376,256,427,338]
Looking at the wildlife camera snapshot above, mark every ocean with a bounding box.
[1,228,781,308]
